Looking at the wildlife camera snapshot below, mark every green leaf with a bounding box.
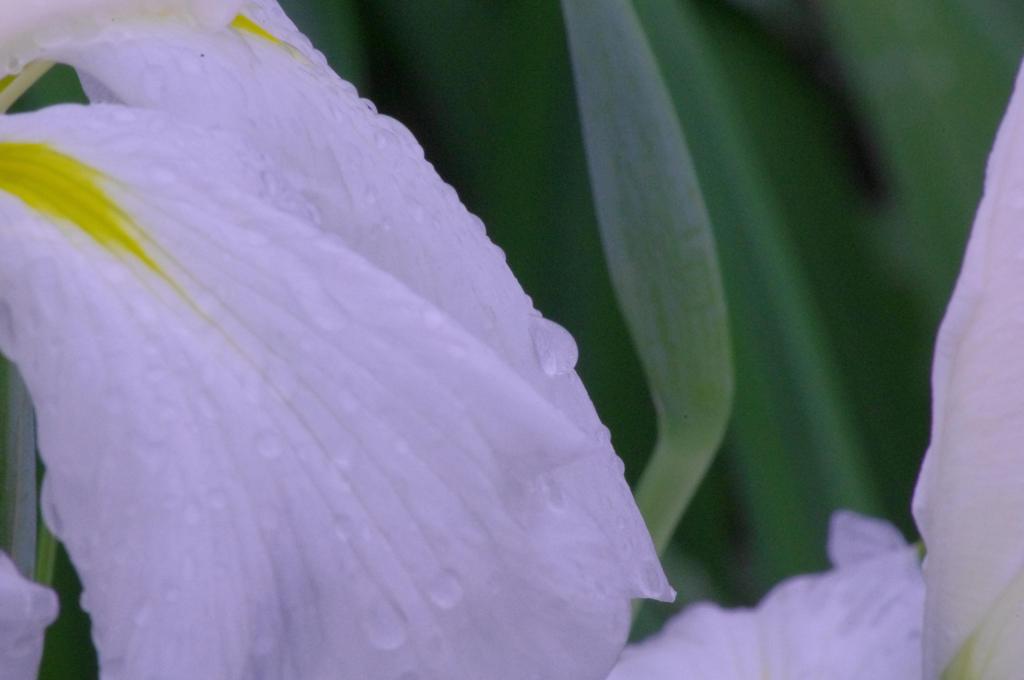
[0,361,37,577]
[817,0,1015,316]
[9,63,86,113]
[560,0,734,553]
[694,1,929,540]
[38,546,98,680]
[632,0,883,581]
[722,0,812,44]
[953,0,1024,65]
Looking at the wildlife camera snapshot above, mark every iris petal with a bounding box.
[0,552,57,680]
[0,104,663,680]
[913,59,1024,678]
[609,513,923,680]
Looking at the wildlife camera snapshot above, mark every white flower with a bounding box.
[0,3,670,679]
[608,512,924,680]
[0,552,56,677]
[912,58,1024,679]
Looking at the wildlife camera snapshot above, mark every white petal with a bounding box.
[610,513,924,680]
[0,552,57,680]
[912,59,1024,678]
[46,0,619,446]
[827,510,908,568]
[0,0,241,74]
[0,104,661,680]
[6,0,671,663]
[38,0,670,604]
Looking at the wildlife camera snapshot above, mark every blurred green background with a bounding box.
[6,0,1024,674]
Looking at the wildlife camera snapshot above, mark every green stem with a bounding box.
[34,520,58,586]
[3,367,39,577]
[0,61,55,113]
[634,432,715,556]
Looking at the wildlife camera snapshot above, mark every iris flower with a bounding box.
[913,57,1024,679]
[0,2,671,678]
[608,511,924,679]
[606,58,1024,680]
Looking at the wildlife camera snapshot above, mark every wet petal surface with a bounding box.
[0,104,663,680]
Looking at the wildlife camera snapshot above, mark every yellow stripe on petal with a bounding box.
[0,75,15,93]
[0,142,164,277]
[230,14,303,59]
[231,14,284,46]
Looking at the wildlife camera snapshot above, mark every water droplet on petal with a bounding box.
[542,478,566,510]
[530,317,578,377]
[374,130,394,149]
[427,570,464,610]
[412,204,426,224]
[364,599,408,650]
